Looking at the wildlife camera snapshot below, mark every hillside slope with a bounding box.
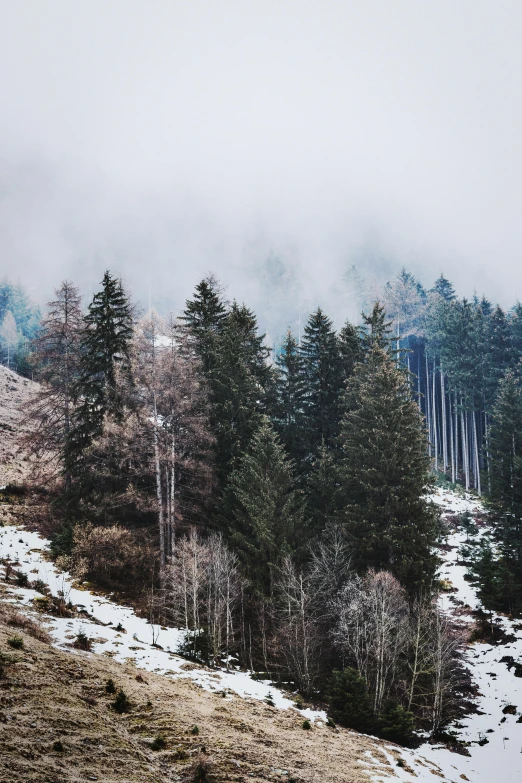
[0,364,38,487]
[0,604,410,783]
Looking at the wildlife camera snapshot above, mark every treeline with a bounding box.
[0,278,40,373]
[23,270,469,743]
[372,269,522,616]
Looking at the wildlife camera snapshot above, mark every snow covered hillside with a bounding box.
[0,515,454,783]
[419,487,522,782]
[4,486,522,782]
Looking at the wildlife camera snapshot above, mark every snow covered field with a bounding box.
[3,489,518,782]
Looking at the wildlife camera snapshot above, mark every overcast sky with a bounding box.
[1,0,522,318]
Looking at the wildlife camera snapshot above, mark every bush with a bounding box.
[190,724,199,735]
[33,594,71,617]
[7,635,24,650]
[5,611,51,642]
[31,579,49,595]
[302,719,311,730]
[151,735,166,750]
[327,668,376,734]
[112,689,130,714]
[56,523,154,590]
[0,650,18,678]
[73,629,92,651]
[191,752,211,782]
[14,571,29,587]
[105,678,116,694]
[378,701,416,746]
[52,740,64,753]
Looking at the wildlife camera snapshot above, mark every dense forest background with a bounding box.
[4,263,522,745]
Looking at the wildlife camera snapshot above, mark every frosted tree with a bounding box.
[0,309,19,368]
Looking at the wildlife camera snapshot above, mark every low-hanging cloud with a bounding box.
[1,0,521,330]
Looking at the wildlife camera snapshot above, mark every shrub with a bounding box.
[378,701,416,746]
[265,691,275,707]
[7,635,24,650]
[302,719,311,730]
[327,668,376,734]
[112,689,130,713]
[0,650,18,678]
[14,571,29,587]
[191,752,211,782]
[73,630,92,651]
[151,735,167,750]
[31,579,49,594]
[105,678,116,694]
[33,594,71,617]
[57,523,154,590]
[190,724,199,735]
[52,740,64,753]
[5,611,51,642]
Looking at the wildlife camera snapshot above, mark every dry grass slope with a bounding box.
[0,611,400,783]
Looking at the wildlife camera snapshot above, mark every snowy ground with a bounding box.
[2,491,512,783]
[418,486,522,782]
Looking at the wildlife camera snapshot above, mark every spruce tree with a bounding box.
[210,302,273,485]
[359,302,393,354]
[182,275,227,374]
[225,418,306,594]
[69,271,134,460]
[338,319,361,379]
[338,344,438,590]
[431,274,456,301]
[488,372,522,601]
[300,308,343,455]
[305,439,340,535]
[274,329,307,464]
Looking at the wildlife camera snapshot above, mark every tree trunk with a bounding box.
[441,372,448,474]
[473,410,481,496]
[432,361,438,472]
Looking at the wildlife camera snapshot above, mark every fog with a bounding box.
[2,1,522,335]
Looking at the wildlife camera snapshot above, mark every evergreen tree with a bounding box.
[359,301,393,354]
[300,308,343,455]
[431,274,456,301]
[305,439,340,535]
[327,668,375,734]
[338,319,362,379]
[488,372,522,602]
[274,329,307,464]
[210,302,273,485]
[510,302,522,377]
[338,344,438,590]
[225,418,306,594]
[69,271,134,460]
[182,275,227,374]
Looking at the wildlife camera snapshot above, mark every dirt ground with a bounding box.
[0,606,408,783]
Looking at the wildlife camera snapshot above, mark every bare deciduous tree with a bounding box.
[22,281,83,486]
[168,529,243,664]
[335,570,408,714]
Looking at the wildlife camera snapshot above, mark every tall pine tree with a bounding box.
[338,343,438,590]
[69,271,134,464]
[274,329,307,464]
[225,418,305,594]
[488,372,522,607]
[182,275,227,374]
[300,308,343,456]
